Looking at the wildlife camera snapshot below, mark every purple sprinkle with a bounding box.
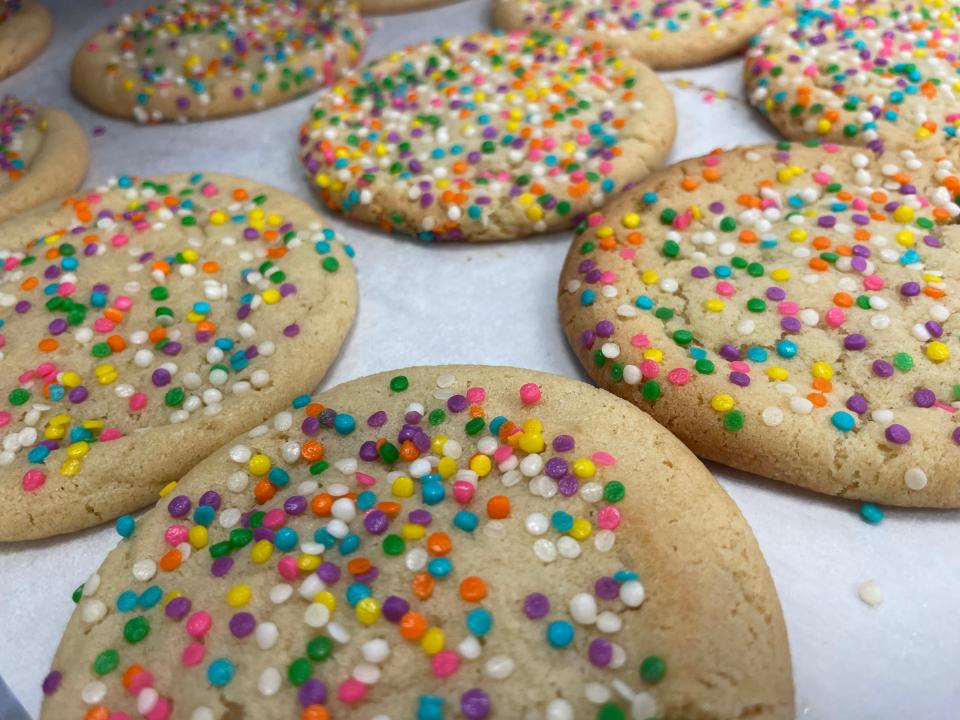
[557,474,579,496]
[844,334,867,351]
[199,491,221,510]
[167,495,191,518]
[284,496,307,516]
[846,395,869,415]
[766,287,786,301]
[872,359,894,378]
[544,457,568,479]
[595,320,614,337]
[594,576,620,599]
[229,612,256,638]
[552,434,575,452]
[165,596,191,620]
[317,562,341,584]
[382,595,409,622]
[367,410,387,427]
[523,592,550,619]
[461,688,491,720]
[884,424,911,444]
[42,672,61,695]
[447,394,468,413]
[409,509,432,526]
[729,371,750,387]
[952,427,960,445]
[298,679,327,707]
[913,389,936,408]
[151,368,171,387]
[211,556,234,577]
[364,509,389,534]
[588,637,613,667]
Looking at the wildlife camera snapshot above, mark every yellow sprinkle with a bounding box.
[811,361,833,379]
[568,518,592,540]
[314,591,336,611]
[297,554,321,572]
[355,597,381,625]
[401,522,426,541]
[250,539,274,564]
[437,456,457,479]
[391,476,415,498]
[188,525,208,549]
[262,289,281,305]
[927,341,950,362]
[248,454,271,476]
[768,366,789,381]
[421,627,445,655]
[60,458,81,477]
[710,394,735,412]
[518,432,545,453]
[622,213,640,229]
[469,454,492,477]
[226,584,252,608]
[771,268,790,282]
[572,458,596,479]
[704,299,725,312]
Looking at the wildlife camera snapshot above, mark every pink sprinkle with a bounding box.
[111,234,129,247]
[599,270,617,283]
[127,670,153,694]
[356,472,376,487]
[17,370,34,383]
[94,318,115,333]
[715,281,735,297]
[630,334,649,348]
[100,428,123,442]
[3,256,19,270]
[56,282,75,297]
[130,393,148,412]
[863,275,884,291]
[164,525,188,546]
[114,295,133,311]
[667,368,691,385]
[185,611,212,638]
[431,650,460,678]
[813,171,831,185]
[587,213,604,227]
[277,555,299,581]
[703,156,719,166]
[597,505,621,530]
[730,361,750,373]
[519,383,541,405]
[452,480,475,505]
[338,678,368,704]
[673,210,691,230]
[592,451,615,466]
[200,182,219,197]
[493,446,513,464]
[0,412,10,427]
[934,401,956,413]
[465,386,486,404]
[640,359,659,379]
[825,307,846,328]
[145,697,171,720]
[823,143,841,152]
[851,197,868,210]
[180,642,205,667]
[777,301,799,316]
[262,509,285,529]
[619,248,636,260]
[21,469,45,492]
[37,362,57,377]
[108,713,130,720]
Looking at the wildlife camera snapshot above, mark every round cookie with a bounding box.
[40,365,793,720]
[746,2,960,154]
[492,0,784,70]
[0,95,89,223]
[71,0,367,124]
[359,0,464,14]
[299,32,676,242]
[0,0,52,80]
[0,172,356,541]
[560,141,960,507]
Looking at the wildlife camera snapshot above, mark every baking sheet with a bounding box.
[0,1,958,718]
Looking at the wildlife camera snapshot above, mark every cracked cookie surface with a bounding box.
[0,172,356,540]
[41,365,792,720]
[560,142,960,506]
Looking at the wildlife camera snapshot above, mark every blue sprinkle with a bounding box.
[859,502,884,525]
[427,557,452,577]
[334,413,356,435]
[346,583,372,606]
[207,659,235,687]
[116,591,138,612]
[139,586,163,610]
[466,608,493,636]
[274,527,298,552]
[831,411,855,432]
[115,514,135,538]
[453,511,478,533]
[546,620,575,648]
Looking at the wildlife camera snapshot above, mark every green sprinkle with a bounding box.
[673,329,693,346]
[597,704,625,720]
[307,636,333,662]
[322,257,339,272]
[662,239,680,257]
[893,352,913,371]
[465,417,485,436]
[603,481,625,503]
[164,387,185,407]
[93,649,119,675]
[640,655,667,683]
[9,388,29,406]
[288,657,312,686]
[641,380,661,401]
[723,410,745,432]
[383,534,405,556]
[694,359,715,375]
[389,375,409,392]
[379,442,399,464]
[123,616,150,644]
[428,409,446,426]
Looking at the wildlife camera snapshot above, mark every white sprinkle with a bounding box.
[131,559,157,582]
[484,655,515,679]
[569,592,598,625]
[858,580,883,608]
[256,622,279,649]
[258,667,281,696]
[904,467,928,491]
[620,580,645,608]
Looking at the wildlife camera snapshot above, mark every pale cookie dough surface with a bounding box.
[559,142,960,507]
[359,0,464,14]
[0,0,52,80]
[746,2,960,154]
[0,172,357,541]
[299,32,676,242]
[0,96,89,223]
[71,0,367,124]
[492,0,784,70]
[40,365,793,720]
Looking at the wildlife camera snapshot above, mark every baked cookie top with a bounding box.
[0,0,22,24]
[559,141,960,507]
[40,365,792,720]
[746,1,960,154]
[0,0,52,80]
[299,32,676,242]
[71,0,367,123]
[492,0,784,69]
[0,172,356,540]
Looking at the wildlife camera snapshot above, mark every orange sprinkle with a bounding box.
[254,479,276,504]
[459,576,487,602]
[426,532,452,556]
[301,440,324,462]
[159,548,182,572]
[301,707,330,720]
[310,493,333,516]
[807,393,828,408]
[486,495,511,519]
[84,706,110,720]
[122,664,145,689]
[811,377,832,393]
[833,292,853,307]
[38,338,58,352]
[412,571,435,600]
[399,611,428,640]
[346,558,371,575]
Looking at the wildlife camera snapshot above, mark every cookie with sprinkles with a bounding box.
[0,95,89,223]
[71,0,367,124]
[559,141,960,507]
[746,1,960,154]
[0,172,356,541]
[298,32,676,242]
[0,0,52,80]
[492,0,785,70]
[40,365,793,720]
[359,0,465,15]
